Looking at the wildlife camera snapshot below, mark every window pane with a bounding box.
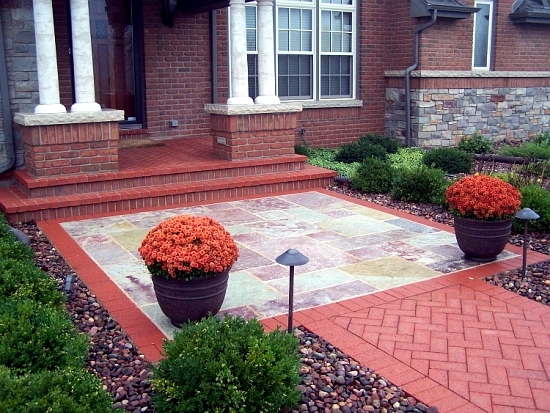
[321,77,329,95]
[303,10,312,30]
[343,33,351,52]
[343,12,352,31]
[290,31,301,51]
[332,33,342,52]
[330,56,340,74]
[321,32,331,52]
[299,55,311,74]
[341,56,350,74]
[330,77,341,95]
[290,8,301,29]
[473,3,490,68]
[279,31,289,51]
[278,77,289,96]
[321,55,329,73]
[341,76,350,95]
[321,10,331,31]
[300,76,311,96]
[289,55,300,74]
[289,77,300,95]
[247,55,258,99]
[332,12,342,31]
[302,31,312,50]
[279,8,289,29]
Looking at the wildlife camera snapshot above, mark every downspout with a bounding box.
[211,10,218,104]
[0,12,15,174]
[405,9,437,147]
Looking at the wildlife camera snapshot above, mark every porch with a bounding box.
[0,136,336,223]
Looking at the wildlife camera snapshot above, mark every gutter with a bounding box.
[0,13,15,174]
[404,10,437,147]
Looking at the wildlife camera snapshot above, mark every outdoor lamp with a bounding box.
[514,208,540,277]
[64,273,75,293]
[275,249,309,334]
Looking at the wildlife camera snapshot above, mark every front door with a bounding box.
[88,0,143,126]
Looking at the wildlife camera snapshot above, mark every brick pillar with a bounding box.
[14,110,124,177]
[205,103,303,161]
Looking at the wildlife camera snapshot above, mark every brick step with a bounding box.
[1,165,337,222]
[15,154,307,198]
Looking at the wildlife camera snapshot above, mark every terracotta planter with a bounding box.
[453,216,513,262]
[151,270,230,327]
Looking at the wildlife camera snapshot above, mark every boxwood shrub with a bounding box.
[422,147,473,174]
[0,238,34,262]
[0,298,88,374]
[152,314,301,413]
[391,166,448,204]
[351,158,394,194]
[0,258,65,306]
[513,184,550,233]
[0,365,120,413]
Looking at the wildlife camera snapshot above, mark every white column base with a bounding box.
[71,102,102,112]
[227,96,254,105]
[34,103,67,114]
[255,95,280,105]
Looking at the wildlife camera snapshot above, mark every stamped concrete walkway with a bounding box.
[38,189,550,413]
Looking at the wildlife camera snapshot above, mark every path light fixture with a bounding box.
[515,208,540,277]
[63,273,75,293]
[275,249,309,334]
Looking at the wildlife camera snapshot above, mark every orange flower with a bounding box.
[138,215,239,280]
[445,175,521,220]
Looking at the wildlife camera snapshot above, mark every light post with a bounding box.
[275,249,309,334]
[514,208,540,277]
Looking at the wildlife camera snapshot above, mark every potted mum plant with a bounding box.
[138,215,239,327]
[445,174,522,262]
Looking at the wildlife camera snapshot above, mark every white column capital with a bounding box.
[228,0,253,105]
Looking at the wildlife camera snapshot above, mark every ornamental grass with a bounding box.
[445,174,522,221]
[138,215,239,280]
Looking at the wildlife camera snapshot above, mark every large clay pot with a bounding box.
[454,216,513,262]
[151,270,229,327]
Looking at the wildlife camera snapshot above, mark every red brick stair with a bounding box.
[0,139,336,222]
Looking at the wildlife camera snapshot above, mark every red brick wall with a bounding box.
[142,1,214,140]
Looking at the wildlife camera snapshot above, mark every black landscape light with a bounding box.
[515,208,540,277]
[275,249,309,333]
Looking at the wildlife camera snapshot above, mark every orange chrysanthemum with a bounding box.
[445,175,522,221]
[138,215,239,280]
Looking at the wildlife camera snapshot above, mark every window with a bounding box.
[472,0,493,70]
[246,6,259,98]
[245,0,356,101]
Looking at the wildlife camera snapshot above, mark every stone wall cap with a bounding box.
[14,109,125,126]
[204,102,303,115]
[385,70,550,78]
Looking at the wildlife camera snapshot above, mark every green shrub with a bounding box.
[294,144,310,156]
[0,238,34,262]
[391,166,448,204]
[359,133,401,154]
[152,314,301,413]
[388,147,426,171]
[532,131,550,145]
[0,215,16,242]
[499,141,550,160]
[0,298,87,374]
[306,147,360,176]
[335,141,387,163]
[0,365,119,413]
[422,147,473,174]
[457,131,493,154]
[513,185,550,233]
[351,158,394,194]
[0,258,65,307]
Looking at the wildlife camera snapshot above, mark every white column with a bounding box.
[228,0,253,105]
[70,0,101,112]
[33,0,66,114]
[254,0,279,105]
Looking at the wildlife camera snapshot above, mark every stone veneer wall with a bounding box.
[0,3,36,171]
[385,73,550,148]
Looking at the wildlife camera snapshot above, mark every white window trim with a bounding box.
[472,0,494,71]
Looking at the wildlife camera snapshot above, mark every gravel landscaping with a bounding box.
[8,175,550,413]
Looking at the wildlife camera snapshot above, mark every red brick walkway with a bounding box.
[263,261,550,413]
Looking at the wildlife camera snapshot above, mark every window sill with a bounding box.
[290,99,364,109]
